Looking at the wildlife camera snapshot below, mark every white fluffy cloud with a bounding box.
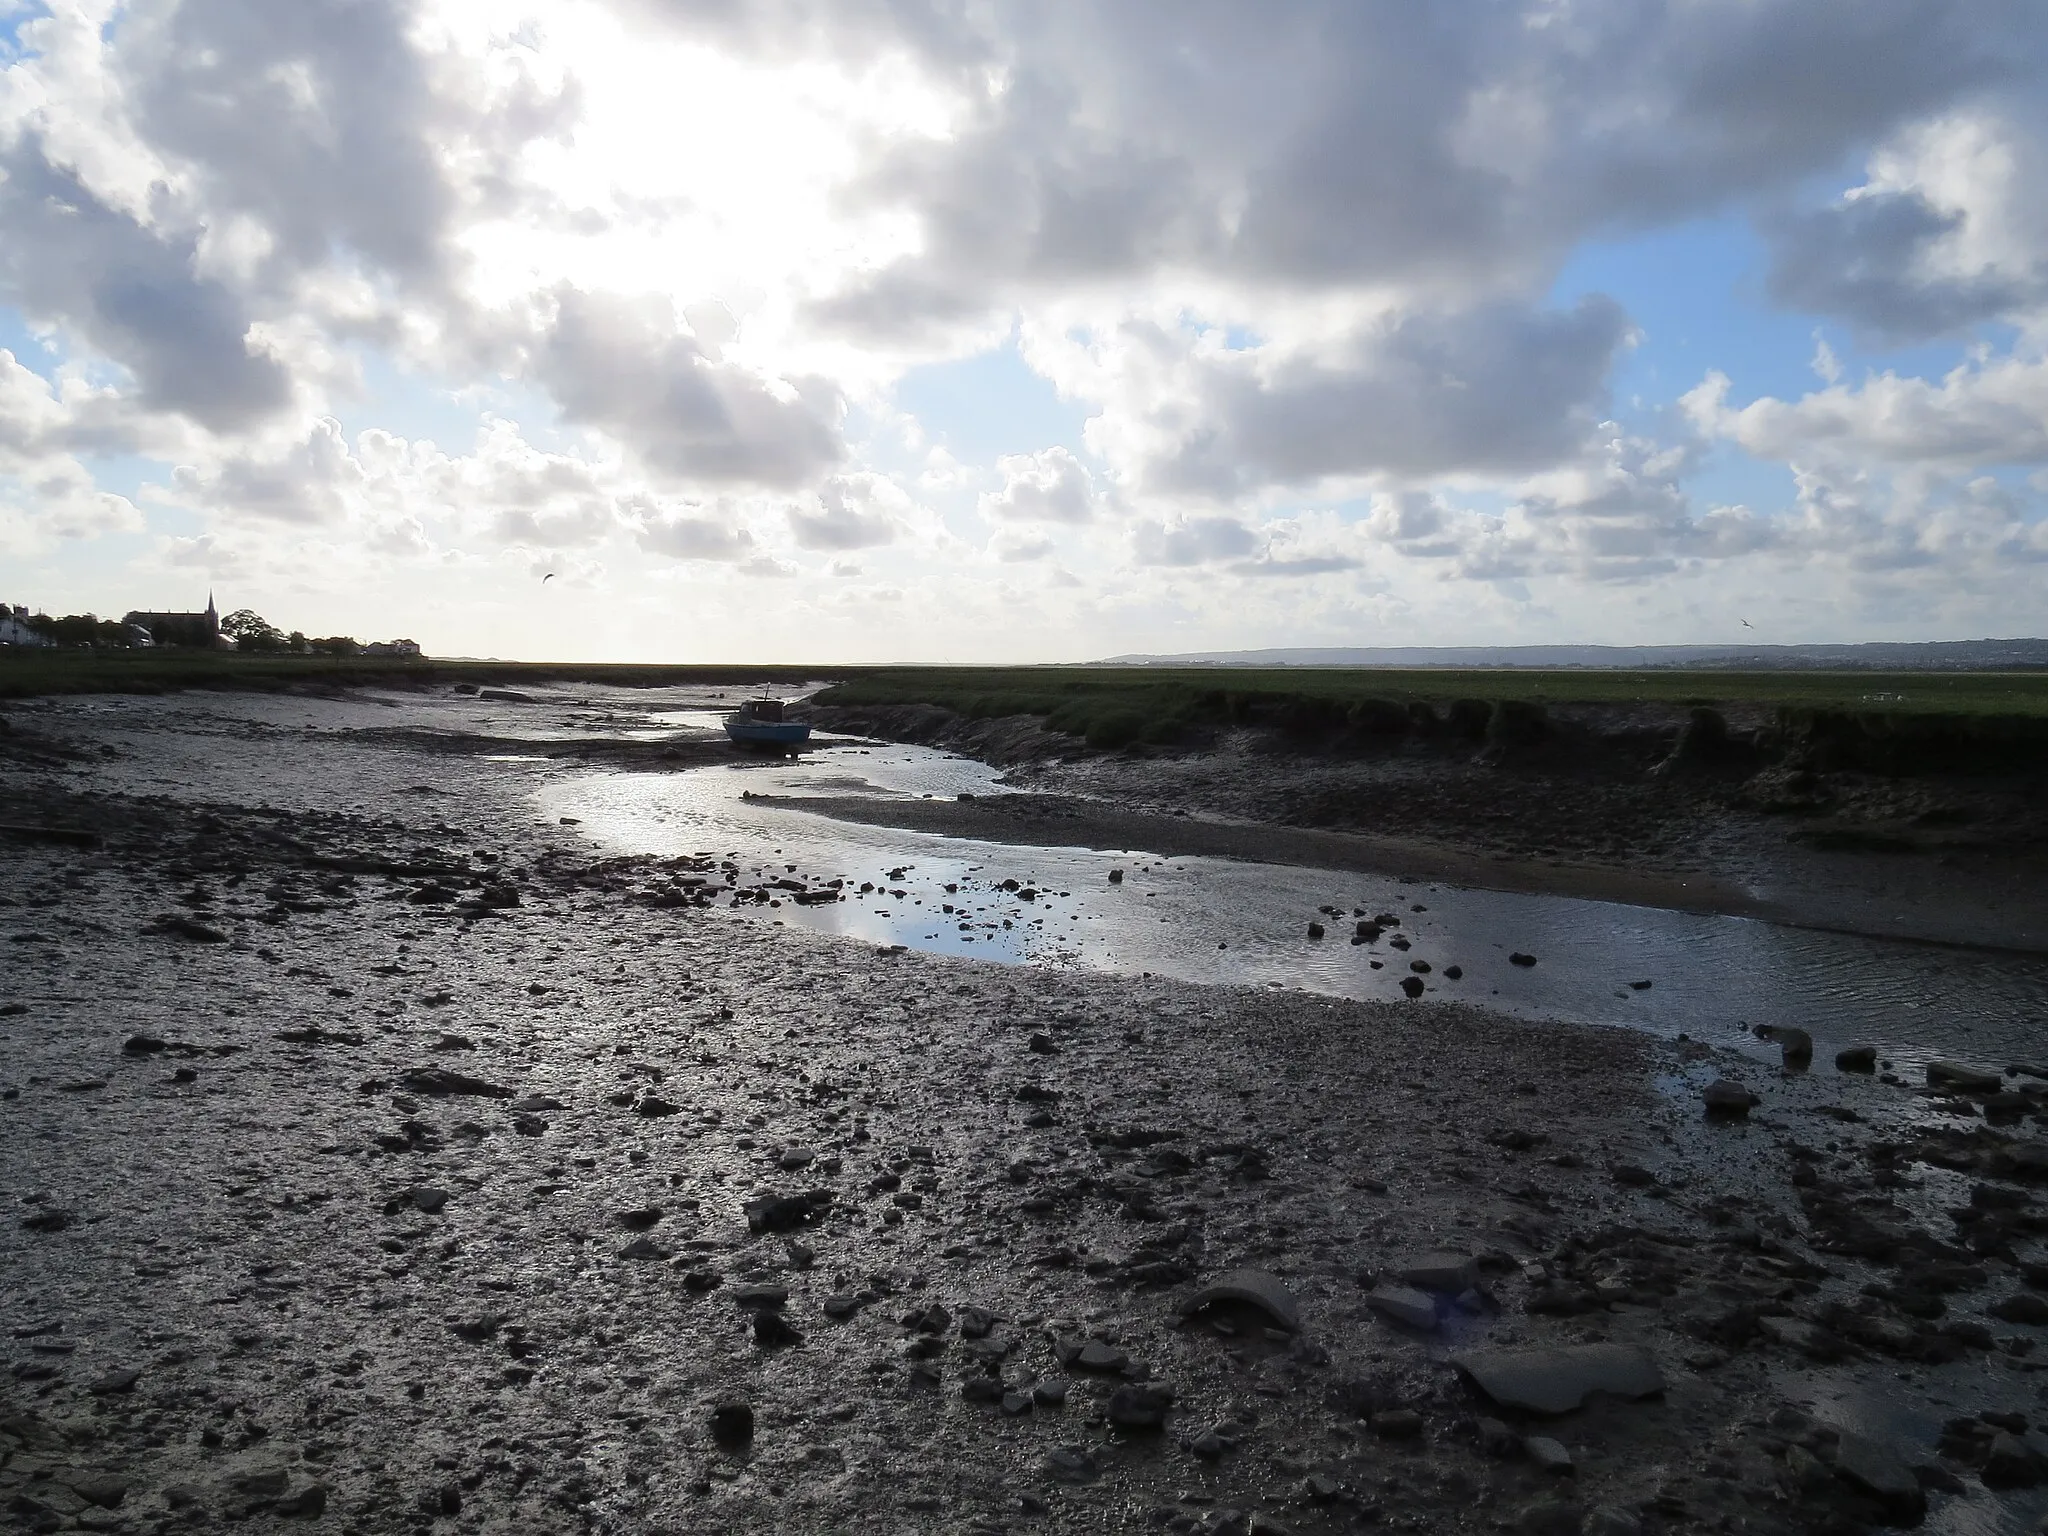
[978,447,1096,524]
[6,0,2048,651]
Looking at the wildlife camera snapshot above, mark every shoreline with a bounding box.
[750,790,2048,957]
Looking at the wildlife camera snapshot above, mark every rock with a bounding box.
[1400,975,1426,998]
[1177,1268,1301,1332]
[409,1187,450,1214]
[1370,1409,1423,1439]
[1516,1496,1582,1536]
[732,1284,789,1309]
[1073,1340,1127,1372]
[85,1368,140,1395]
[1028,1033,1059,1055]
[121,1035,168,1055]
[959,1305,997,1338]
[1982,1431,2043,1488]
[1927,1061,2005,1095]
[615,1206,662,1231]
[635,1095,681,1117]
[67,1476,128,1508]
[1452,1344,1665,1415]
[1836,1045,1878,1072]
[1833,1430,1928,1521]
[1031,1379,1068,1409]
[1524,1436,1574,1474]
[752,1311,804,1347]
[1757,1316,1850,1361]
[744,1189,833,1232]
[1477,1417,1520,1458]
[1366,1283,1437,1332]
[1396,1252,1480,1293]
[1581,1507,1642,1536]
[1992,1293,2048,1325]
[618,1236,668,1261]
[1509,952,1538,967]
[709,1400,754,1449]
[1702,1079,1759,1117]
[961,1376,1003,1405]
[1038,1445,1098,1483]
[1107,1382,1175,1429]
[778,1145,817,1170]
[1768,1027,1814,1067]
[1307,922,1325,939]
[19,1209,71,1233]
[680,1267,723,1293]
[398,1066,513,1099]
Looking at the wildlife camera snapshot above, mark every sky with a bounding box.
[2,0,2047,662]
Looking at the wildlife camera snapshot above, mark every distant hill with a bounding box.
[1097,641,2048,671]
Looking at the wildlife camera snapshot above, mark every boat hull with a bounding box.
[724,718,812,747]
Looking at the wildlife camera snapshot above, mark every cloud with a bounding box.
[787,471,911,550]
[978,446,1096,523]
[1039,298,1629,502]
[1685,359,2048,468]
[630,503,757,561]
[1763,113,2048,341]
[1132,514,1260,567]
[540,288,846,487]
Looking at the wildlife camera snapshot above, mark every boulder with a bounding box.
[1927,1061,2004,1095]
[1395,1252,1481,1293]
[1177,1269,1301,1333]
[1835,1045,1877,1073]
[1702,1079,1759,1118]
[1832,1430,1927,1522]
[1366,1283,1438,1332]
[1451,1344,1665,1415]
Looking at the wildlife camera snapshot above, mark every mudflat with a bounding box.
[3,687,2046,1535]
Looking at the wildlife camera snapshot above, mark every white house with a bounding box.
[0,605,51,646]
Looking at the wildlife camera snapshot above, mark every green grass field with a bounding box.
[7,652,2048,746]
[0,651,822,701]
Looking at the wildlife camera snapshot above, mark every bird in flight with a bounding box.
[541,572,556,584]
[1740,617,1753,629]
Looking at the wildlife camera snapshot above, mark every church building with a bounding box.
[124,593,222,648]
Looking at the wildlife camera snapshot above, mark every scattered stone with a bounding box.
[1177,1268,1302,1333]
[1370,1409,1423,1439]
[408,1187,450,1214]
[1509,952,1538,967]
[1366,1283,1437,1332]
[635,1095,681,1117]
[1981,1431,2044,1489]
[1395,1252,1480,1293]
[19,1209,71,1233]
[1836,1045,1877,1072]
[86,1368,140,1395]
[1702,1079,1759,1118]
[1992,1293,2048,1326]
[744,1189,833,1232]
[1477,1417,1520,1458]
[1451,1344,1665,1414]
[1766,1026,1814,1067]
[615,1206,662,1231]
[398,1067,513,1099]
[1028,1033,1059,1055]
[1400,975,1426,998]
[1107,1382,1175,1429]
[752,1310,804,1347]
[1582,1508,1642,1536]
[778,1144,817,1170]
[618,1236,669,1261]
[1927,1061,2005,1095]
[1832,1430,1928,1521]
[709,1400,754,1449]
[1524,1436,1574,1474]
[1038,1445,1098,1484]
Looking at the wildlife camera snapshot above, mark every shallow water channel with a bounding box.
[543,728,2048,1077]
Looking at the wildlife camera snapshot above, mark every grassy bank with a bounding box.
[812,664,2048,746]
[0,650,823,701]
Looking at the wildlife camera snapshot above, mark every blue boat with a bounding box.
[724,698,811,749]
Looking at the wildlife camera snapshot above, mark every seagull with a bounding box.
[541,572,556,584]
[1740,617,1753,629]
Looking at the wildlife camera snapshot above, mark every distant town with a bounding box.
[0,593,422,657]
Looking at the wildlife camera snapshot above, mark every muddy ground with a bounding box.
[805,701,2048,953]
[4,688,2048,1536]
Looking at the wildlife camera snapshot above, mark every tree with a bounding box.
[221,608,288,653]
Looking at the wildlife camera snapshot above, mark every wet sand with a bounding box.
[3,688,2047,1535]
